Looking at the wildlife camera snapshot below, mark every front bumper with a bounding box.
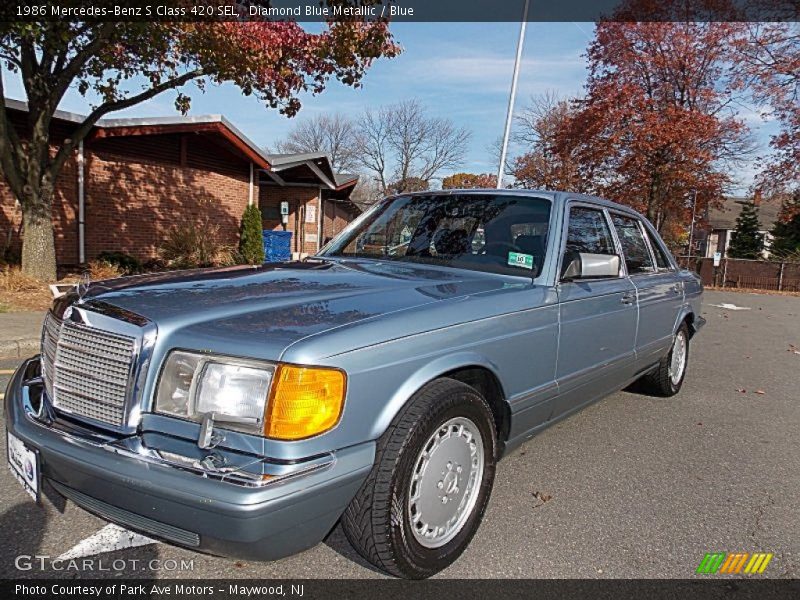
[4,358,374,561]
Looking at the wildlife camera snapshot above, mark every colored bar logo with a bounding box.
[696,552,773,574]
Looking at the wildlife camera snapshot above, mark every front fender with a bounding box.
[369,351,505,441]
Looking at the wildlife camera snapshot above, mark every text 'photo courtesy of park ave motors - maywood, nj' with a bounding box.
[0,1,799,598]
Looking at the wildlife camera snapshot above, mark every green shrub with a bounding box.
[238,204,265,265]
[96,251,143,274]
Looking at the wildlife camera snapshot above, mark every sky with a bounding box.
[1,22,779,193]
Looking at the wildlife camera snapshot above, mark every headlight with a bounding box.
[155,351,274,435]
[155,351,346,439]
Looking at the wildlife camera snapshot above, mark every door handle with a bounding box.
[670,283,683,294]
[621,293,635,305]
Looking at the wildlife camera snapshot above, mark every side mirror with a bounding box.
[562,252,620,281]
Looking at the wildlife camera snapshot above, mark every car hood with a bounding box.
[80,259,527,361]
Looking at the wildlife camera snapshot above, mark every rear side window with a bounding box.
[565,207,616,255]
[644,228,673,270]
[611,214,655,275]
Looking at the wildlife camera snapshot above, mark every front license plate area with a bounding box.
[7,432,40,502]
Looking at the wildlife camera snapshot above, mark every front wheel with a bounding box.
[341,378,497,579]
[640,322,690,396]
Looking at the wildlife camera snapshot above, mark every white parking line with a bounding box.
[57,524,159,560]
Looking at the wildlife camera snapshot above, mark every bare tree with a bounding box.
[275,113,358,172]
[349,177,385,208]
[487,135,514,182]
[514,91,572,148]
[511,92,586,192]
[355,99,471,195]
[355,106,393,194]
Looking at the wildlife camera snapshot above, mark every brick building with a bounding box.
[0,98,361,268]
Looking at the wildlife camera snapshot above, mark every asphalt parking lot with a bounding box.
[1,289,798,579]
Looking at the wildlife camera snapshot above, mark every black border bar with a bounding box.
[4,579,800,600]
[3,0,799,23]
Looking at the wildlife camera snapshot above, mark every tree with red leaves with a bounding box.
[0,5,398,280]
[566,18,751,244]
[730,17,799,195]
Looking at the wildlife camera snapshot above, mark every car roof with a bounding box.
[392,189,645,220]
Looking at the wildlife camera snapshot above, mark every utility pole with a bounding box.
[496,0,530,189]
[687,188,698,260]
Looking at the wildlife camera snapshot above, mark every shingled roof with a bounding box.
[707,196,782,231]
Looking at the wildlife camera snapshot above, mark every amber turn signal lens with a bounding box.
[264,365,346,440]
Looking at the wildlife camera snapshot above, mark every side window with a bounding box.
[644,228,673,270]
[565,207,616,255]
[611,214,655,275]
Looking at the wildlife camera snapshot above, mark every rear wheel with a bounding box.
[341,378,497,579]
[640,322,690,396]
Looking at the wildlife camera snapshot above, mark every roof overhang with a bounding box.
[89,119,271,170]
[3,96,351,189]
[268,158,336,189]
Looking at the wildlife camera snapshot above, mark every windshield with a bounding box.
[321,194,552,277]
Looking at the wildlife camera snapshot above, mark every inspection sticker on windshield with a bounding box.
[507,252,534,270]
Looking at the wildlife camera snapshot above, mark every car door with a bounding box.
[554,204,638,417]
[609,212,683,369]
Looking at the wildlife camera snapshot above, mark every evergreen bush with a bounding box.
[238,204,265,265]
[728,201,764,259]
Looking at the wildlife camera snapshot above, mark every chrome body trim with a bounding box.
[19,369,333,489]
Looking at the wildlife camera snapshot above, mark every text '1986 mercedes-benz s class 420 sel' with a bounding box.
[6,190,704,578]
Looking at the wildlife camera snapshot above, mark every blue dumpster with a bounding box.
[263,230,292,263]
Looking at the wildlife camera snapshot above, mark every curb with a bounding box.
[0,338,39,360]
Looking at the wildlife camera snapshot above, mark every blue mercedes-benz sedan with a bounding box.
[6,190,703,578]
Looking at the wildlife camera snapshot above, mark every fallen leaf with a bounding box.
[736,388,746,393]
[754,390,766,395]
[532,491,553,507]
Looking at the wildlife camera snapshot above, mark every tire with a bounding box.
[341,377,497,579]
[640,322,690,397]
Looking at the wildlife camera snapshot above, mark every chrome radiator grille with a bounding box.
[41,312,138,427]
[41,312,60,400]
